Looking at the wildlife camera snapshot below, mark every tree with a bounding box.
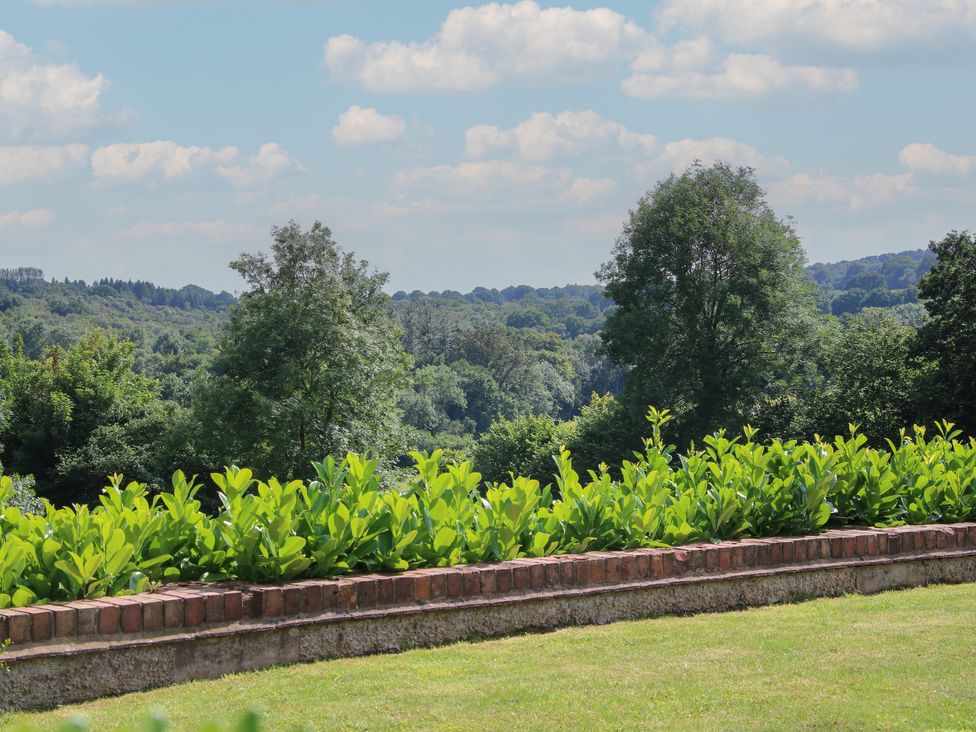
[598,162,817,441]
[917,230,976,431]
[192,221,409,478]
[805,310,928,440]
[0,332,172,504]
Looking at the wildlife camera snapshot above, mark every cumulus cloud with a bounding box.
[332,105,406,147]
[324,1,649,92]
[90,141,301,187]
[656,0,976,53]
[767,171,917,210]
[91,140,237,180]
[0,28,108,139]
[0,208,54,230]
[466,110,655,161]
[0,144,88,184]
[623,53,857,100]
[565,177,617,204]
[899,143,976,176]
[215,143,303,188]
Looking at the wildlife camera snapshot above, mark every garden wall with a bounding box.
[3,523,976,712]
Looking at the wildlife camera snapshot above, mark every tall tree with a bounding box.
[598,162,817,441]
[193,222,408,478]
[917,230,976,431]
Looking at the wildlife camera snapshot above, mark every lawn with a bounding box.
[4,583,976,731]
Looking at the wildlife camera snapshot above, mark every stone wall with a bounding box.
[2,523,975,712]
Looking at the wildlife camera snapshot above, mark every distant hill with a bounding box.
[0,248,936,368]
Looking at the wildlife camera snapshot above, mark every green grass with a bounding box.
[5,584,976,731]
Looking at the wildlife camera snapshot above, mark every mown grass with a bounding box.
[4,583,976,731]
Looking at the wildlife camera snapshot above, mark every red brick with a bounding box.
[842,535,857,558]
[412,572,431,602]
[195,590,225,624]
[765,540,783,565]
[659,550,676,576]
[484,565,503,594]
[35,604,75,639]
[914,529,927,551]
[444,568,464,598]
[423,569,448,600]
[511,563,531,590]
[73,601,101,635]
[588,555,609,584]
[337,579,358,610]
[800,537,819,562]
[362,576,388,606]
[876,532,889,555]
[295,582,324,614]
[780,539,796,563]
[321,581,339,611]
[1,610,30,644]
[140,597,164,632]
[460,567,482,597]
[222,590,243,620]
[629,550,653,579]
[855,533,869,557]
[282,584,305,615]
[617,552,636,581]
[749,541,770,566]
[101,597,142,634]
[255,588,282,619]
[393,575,415,603]
[556,556,578,585]
[527,561,546,589]
[496,562,515,595]
[717,545,734,571]
[157,594,183,629]
[573,556,592,585]
[161,591,206,626]
[603,554,621,583]
[865,534,879,556]
[703,545,719,572]
[0,613,7,643]
[354,575,381,607]
[540,557,562,587]
[20,606,53,642]
[96,601,121,635]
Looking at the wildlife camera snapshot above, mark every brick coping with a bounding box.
[2,523,974,655]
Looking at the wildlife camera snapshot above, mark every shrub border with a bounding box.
[2,522,973,650]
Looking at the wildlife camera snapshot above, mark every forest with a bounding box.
[0,162,971,508]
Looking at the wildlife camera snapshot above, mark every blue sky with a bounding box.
[1,1,973,293]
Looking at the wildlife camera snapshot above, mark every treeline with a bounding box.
[0,162,972,508]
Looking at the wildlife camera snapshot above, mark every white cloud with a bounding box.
[91,140,237,180]
[395,160,571,198]
[90,141,301,187]
[650,137,791,175]
[566,177,617,204]
[623,53,857,100]
[0,144,88,184]
[466,110,656,161]
[0,28,108,139]
[767,171,917,210]
[899,143,976,176]
[0,208,54,230]
[117,219,257,240]
[656,0,976,53]
[332,105,406,147]
[324,1,649,92]
[215,143,303,188]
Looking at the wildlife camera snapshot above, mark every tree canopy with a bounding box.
[598,162,817,441]
[191,221,409,478]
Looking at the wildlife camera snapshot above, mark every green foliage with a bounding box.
[917,230,976,433]
[2,415,975,608]
[190,221,409,478]
[810,310,930,440]
[0,333,182,504]
[599,162,819,444]
[472,413,573,485]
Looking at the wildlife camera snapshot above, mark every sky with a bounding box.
[0,1,974,294]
